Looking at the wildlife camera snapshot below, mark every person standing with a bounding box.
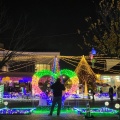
[48,78,65,116]
[109,86,113,101]
[100,87,103,94]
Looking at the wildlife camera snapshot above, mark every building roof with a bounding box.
[0,50,120,75]
[88,56,120,75]
[0,72,33,77]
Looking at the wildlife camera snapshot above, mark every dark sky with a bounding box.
[2,0,98,56]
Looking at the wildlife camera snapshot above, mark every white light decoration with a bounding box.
[90,96,93,99]
[62,76,65,79]
[32,89,35,96]
[115,103,120,109]
[4,101,8,108]
[47,84,50,87]
[105,101,109,106]
[1,65,9,72]
[89,90,91,93]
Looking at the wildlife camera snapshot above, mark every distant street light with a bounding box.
[105,101,109,107]
[4,101,8,108]
[115,103,120,109]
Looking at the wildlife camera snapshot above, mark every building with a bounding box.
[0,49,120,94]
[0,51,60,93]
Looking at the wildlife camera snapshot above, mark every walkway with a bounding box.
[0,114,118,120]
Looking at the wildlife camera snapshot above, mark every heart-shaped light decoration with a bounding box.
[32,69,79,99]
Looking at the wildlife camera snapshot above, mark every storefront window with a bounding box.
[35,64,50,71]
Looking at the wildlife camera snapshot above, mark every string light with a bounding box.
[0,108,35,115]
[0,53,119,74]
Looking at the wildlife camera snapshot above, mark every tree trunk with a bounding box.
[84,81,88,97]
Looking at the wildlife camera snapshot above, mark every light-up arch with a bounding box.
[58,69,79,95]
[32,69,57,95]
[32,69,79,95]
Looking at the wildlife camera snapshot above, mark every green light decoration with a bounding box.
[32,69,79,95]
[91,58,96,68]
[0,85,4,104]
[32,106,118,117]
[34,69,58,79]
[33,109,75,114]
[58,69,77,78]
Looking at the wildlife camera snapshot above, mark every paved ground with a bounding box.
[0,114,119,120]
[4,98,120,109]
[64,99,120,109]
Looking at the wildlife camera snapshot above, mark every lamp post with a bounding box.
[105,101,109,111]
[86,102,91,118]
[85,101,94,119]
[115,103,120,119]
[4,101,8,108]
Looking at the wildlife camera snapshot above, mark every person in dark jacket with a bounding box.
[48,78,65,116]
[109,86,113,101]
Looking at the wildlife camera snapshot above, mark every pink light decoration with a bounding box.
[68,84,78,94]
[10,77,23,81]
[32,76,42,95]
[89,52,93,60]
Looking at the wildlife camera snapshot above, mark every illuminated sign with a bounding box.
[0,85,4,103]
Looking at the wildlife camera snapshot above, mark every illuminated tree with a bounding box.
[75,56,97,95]
[78,0,120,57]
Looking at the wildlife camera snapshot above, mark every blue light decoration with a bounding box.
[19,77,32,83]
[0,108,36,115]
[73,107,118,115]
[71,94,81,98]
[52,56,57,74]
[89,48,96,68]
[0,76,3,82]
[95,92,116,99]
[91,48,96,55]
[51,56,60,83]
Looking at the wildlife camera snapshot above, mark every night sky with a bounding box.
[2,0,98,56]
